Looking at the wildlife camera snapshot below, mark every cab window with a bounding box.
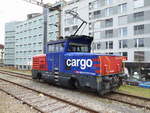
[48,43,64,52]
[68,43,89,52]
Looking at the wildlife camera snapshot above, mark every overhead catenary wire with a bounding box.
[65,9,87,36]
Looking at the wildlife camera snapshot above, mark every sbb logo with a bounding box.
[66,59,93,70]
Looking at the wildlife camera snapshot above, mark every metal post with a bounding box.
[43,7,48,54]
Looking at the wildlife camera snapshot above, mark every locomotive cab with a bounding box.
[45,35,93,75]
[47,35,92,53]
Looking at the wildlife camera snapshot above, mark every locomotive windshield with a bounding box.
[68,43,89,52]
[48,43,64,52]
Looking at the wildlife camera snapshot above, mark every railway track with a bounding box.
[104,91,150,110]
[0,70,31,80]
[0,78,100,113]
[0,70,150,111]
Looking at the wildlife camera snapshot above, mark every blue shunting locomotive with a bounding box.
[32,35,126,95]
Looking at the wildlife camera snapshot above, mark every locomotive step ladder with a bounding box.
[54,68,60,85]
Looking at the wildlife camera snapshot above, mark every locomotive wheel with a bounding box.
[97,91,105,96]
[74,80,80,89]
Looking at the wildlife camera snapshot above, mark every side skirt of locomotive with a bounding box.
[32,69,124,95]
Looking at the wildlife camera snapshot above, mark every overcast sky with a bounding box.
[0,0,69,44]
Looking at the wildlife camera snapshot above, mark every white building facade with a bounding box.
[5,21,21,66]
[62,0,150,74]
[15,14,44,70]
[91,0,150,62]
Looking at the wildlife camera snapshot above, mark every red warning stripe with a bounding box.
[92,58,100,62]
[95,70,102,74]
[93,64,100,67]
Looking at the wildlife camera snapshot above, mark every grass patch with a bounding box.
[0,67,31,75]
[118,85,150,98]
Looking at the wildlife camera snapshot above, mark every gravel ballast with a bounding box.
[0,91,38,113]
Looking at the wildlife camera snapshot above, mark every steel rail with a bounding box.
[103,96,150,110]
[113,91,150,101]
[103,92,150,110]
[0,71,32,80]
[0,69,31,77]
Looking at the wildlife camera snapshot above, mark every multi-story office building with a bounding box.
[90,0,150,74]
[15,13,44,70]
[14,1,65,70]
[62,0,150,75]
[4,21,21,66]
[0,44,4,65]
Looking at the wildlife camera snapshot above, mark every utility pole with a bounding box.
[23,0,61,53]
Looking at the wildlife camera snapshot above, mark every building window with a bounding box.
[106,42,108,49]
[105,18,113,27]
[97,43,101,49]
[94,32,101,39]
[134,39,138,47]
[65,27,69,32]
[119,40,121,48]
[105,7,113,16]
[93,10,101,19]
[118,15,127,25]
[134,24,144,35]
[94,21,100,30]
[72,25,78,32]
[65,27,69,35]
[133,0,144,9]
[139,38,144,47]
[134,38,144,47]
[105,41,113,49]
[134,51,144,61]
[122,52,128,57]
[119,40,128,48]
[105,29,113,38]
[109,41,113,49]
[119,3,127,14]
[122,40,127,48]
[118,27,127,37]
[134,11,144,21]
[92,42,96,50]
[65,17,77,26]
[105,0,113,5]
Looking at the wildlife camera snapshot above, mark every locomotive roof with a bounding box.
[47,35,93,45]
[65,52,122,57]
